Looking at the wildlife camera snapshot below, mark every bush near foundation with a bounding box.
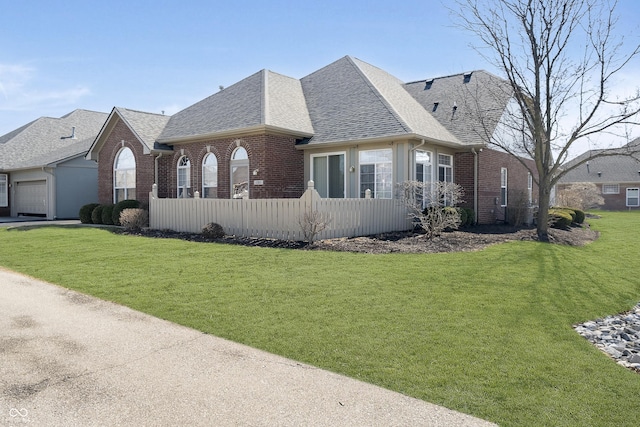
[112,200,140,226]
[79,203,100,224]
[202,222,225,239]
[91,205,104,224]
[101,204,115,225]
[119,208,148,231]
[549,208,573,229]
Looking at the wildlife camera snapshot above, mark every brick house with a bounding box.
[87,56,537,225]
[556,140,640,210]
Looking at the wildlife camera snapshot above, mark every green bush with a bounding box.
[101,204,115,225]
[457,208,475,228]
[549,208,573,229]
[572,208,585,224]
[91,205,104,225]
[112,200,140,226]
[79,203,100,224]
[202,222,225,239]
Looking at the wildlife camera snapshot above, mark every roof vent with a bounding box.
[424,79,434,90]
[463,73,472,83]
[432,102,439,112]
[61,126,77,140]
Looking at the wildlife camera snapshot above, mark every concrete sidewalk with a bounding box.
[0,268,496,426]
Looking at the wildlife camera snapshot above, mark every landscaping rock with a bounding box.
[574,303,640,372]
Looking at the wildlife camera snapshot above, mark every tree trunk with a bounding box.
[536,185,551,242]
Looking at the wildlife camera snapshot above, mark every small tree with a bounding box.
[556,183,605,210]
[398,181,465,239]
[298,210,331,244]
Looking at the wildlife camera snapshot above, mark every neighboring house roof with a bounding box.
[299,56,460,146]
[157,70,314,143]
[0,109,109,171]
[87,107,172,160]
[404,70,512,146]
[559,138,640,184]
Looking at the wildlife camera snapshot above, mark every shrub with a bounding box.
[549,208,573,229]
[572,208,585,224]
[79,203,99,224]
[101,204,115,225]
[119,208,148,231]
[91,205,104,225]
[112,200,140,226]
[463,208,475,227]
[202,222,225,239]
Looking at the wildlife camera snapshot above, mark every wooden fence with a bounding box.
[149,182,411,240]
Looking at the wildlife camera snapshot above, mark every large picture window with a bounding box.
[177,156,191,198]
[627,188,639,207]
[359,148,392,199]
[311,153,345,198]
[0,174,7,207]
[231,147,249,199]
[202,153,218,198]
[114,147,136,203]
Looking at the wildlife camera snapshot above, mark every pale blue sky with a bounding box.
[1,0,639,157]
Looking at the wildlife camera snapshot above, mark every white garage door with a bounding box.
[15,180,47,215]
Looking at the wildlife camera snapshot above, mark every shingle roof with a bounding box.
[404,70,512,146]
[158,70,314,143]
[116,107,172,150]
[0,109,108,170]
[559,139,640,183]
[299,56,460,146]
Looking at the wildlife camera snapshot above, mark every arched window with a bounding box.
[177,156,191,198]
[114,147,136,203]
[230,147,249,199]
[202,153,218,198]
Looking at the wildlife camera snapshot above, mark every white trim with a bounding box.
[500,167,508,207]
[0,174,8,207]
[310,151,347,198]
[627,188,639,207]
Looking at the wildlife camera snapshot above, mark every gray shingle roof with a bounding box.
[158,70,313,142]
[0,109,108,170]
[559,139,640,183]
[404,70,512,146]
[116,107,172,151]
[299,56,460,146]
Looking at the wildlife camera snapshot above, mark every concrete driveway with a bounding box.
[0,268,496,426]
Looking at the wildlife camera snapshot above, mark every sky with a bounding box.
[1,0,640,158]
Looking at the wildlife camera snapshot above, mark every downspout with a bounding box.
[471,148,479,224]
[408,139,426,180]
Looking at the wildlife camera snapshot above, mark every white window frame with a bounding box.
[310,151,346,198]
[177,155,191,198]
[527,172,533,205]
[415,150,433,208]
[438,153,453,183]
[202,153,218,198]
[0,174,7,207]
[113,147,136,203]
[627,188,640,207]
[358,148,393,199]
[500,167,508,207]
[602,184,620,194]
[231,147,249,199]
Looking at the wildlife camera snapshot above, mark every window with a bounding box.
[0,174,7,207]
[627,188,639,207]
[177,156,191,198]
[602,184,619,194]
[438,154,453,183]
[311,153,345,198]
[359,149,392,199]
[415,150,433,207]
[114,147,136,203]
[202,153,218,198]
[231,147,249,199]
[527,172,533,205]
[500,168,508,207]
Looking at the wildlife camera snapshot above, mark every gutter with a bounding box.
[154,153,163,190]
[471,148,479,224]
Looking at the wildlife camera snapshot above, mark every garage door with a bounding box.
[15,180,47,215]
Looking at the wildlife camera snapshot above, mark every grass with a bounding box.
[2,211,640,426]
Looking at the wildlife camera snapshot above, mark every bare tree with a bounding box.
[398,181,465,239]
[298,210,331,244]
[453,0,640,240]
[556,182,605,210]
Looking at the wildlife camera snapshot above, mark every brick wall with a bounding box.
[455,148,538,224]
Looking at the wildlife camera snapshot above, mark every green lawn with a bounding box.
[2,211,640,426]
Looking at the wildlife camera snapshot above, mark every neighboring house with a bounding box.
[87,56,537,225]
[557,139,640,210]
[0,110,108,219]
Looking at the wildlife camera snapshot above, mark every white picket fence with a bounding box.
[149,182,412,241]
